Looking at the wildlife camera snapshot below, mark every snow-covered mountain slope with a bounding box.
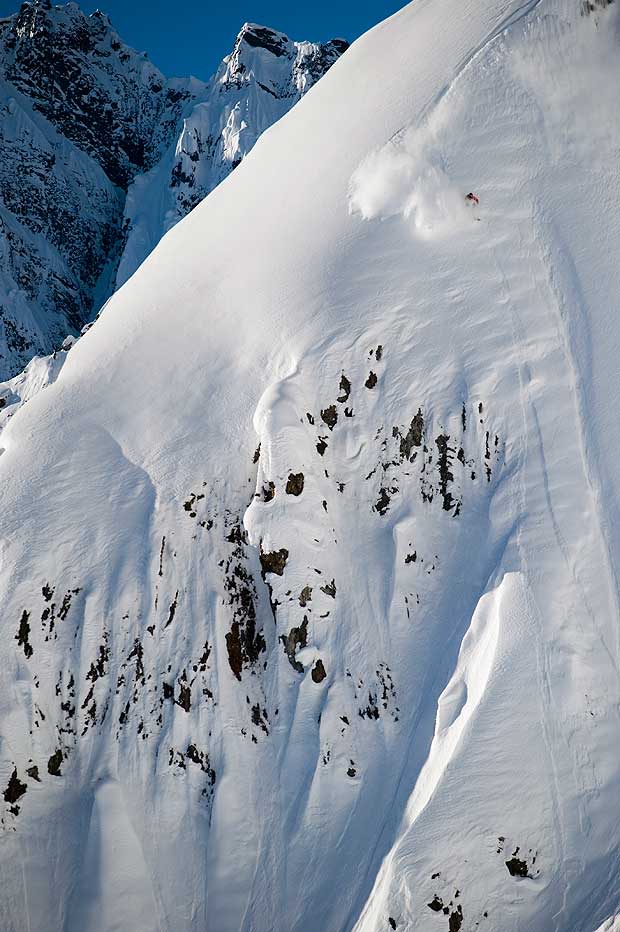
[2,0,620,930]
[117,24,347,287]
[0,4,346,379]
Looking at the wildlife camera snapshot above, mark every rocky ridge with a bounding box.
[0,3,347,379]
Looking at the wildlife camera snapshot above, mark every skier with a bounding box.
[465,192,479,205]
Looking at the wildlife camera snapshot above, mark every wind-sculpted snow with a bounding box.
[2,0,620,930]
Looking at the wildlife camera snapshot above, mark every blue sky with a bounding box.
[0,1,405,79]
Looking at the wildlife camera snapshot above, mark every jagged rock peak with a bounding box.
[0,1,198,188]
[237,22,292,57]
[235,22,348,58]
[221,21,348,96]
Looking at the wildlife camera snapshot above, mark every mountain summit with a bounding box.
[2,0,620,930]
[0,2,347,379]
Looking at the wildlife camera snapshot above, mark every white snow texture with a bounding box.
[1,0,620,931]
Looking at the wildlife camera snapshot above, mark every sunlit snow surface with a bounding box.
[2,0,620,930]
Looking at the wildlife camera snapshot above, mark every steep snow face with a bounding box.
[0,4,346,379]
[2,0,620,931]
[116,24,348,287]
[0,342,70,438]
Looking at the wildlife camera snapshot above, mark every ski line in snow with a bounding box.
[386,0,545,151]
[537,209,620,670]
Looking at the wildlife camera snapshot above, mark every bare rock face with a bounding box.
[0,1,194,188]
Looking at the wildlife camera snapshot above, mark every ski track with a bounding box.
[350,3,620,930]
